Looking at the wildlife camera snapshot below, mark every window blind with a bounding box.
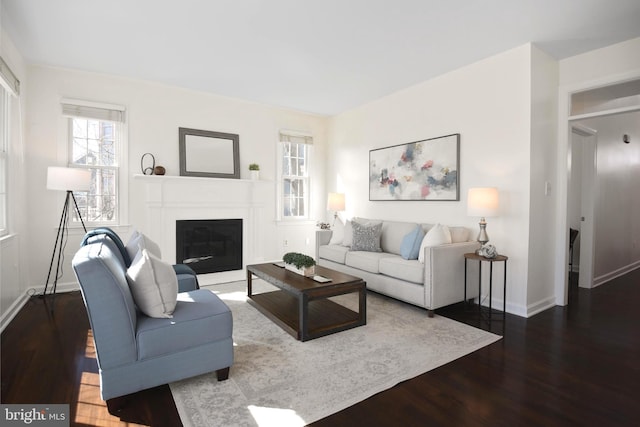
[279,131,313,145]
[0,56,20,96]
[61,99,125,123]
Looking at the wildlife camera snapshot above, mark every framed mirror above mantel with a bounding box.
[179,127,240,179]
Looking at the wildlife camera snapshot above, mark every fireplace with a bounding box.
[176,219,243,274]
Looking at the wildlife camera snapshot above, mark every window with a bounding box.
[63,100,125,225]
[0,87,8,236]
[278,131,313,219]
[0,56,18,237]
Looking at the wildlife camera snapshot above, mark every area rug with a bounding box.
[170,280,501,427]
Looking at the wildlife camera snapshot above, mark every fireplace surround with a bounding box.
[176,219,243,274]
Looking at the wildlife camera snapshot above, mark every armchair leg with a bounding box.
[427,310,434,318]
[216,367,230,381]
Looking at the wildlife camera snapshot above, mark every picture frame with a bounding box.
[369,133,460,201]
[179,127,240,179]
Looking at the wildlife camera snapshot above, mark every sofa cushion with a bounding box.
[319,244,350,264]
[418,223,452,263]
[126,249,178,318]
[450,226,471,243]
[399,225,425,260]
[136,289,232,360]
[126,230,162,263]
[380,221,420,255]
[342,220,354,247]
[379,256,424,284]
[351,221,383,252]
[345,251,395,274]
[329,218,345,245]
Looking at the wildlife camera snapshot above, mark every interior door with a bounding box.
[571,126,597,288]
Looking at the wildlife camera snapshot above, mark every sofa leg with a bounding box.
[216,367,230,381]
[427,310,434,318]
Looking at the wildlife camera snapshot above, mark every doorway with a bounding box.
[558,76,640,306]
[568,125,596,289]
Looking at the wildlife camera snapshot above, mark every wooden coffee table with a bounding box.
[246,263,366,341]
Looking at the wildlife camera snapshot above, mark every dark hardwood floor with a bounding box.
[2,269,639,426]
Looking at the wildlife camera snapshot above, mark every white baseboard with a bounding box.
[0,288,32,333]
[479,297,528,318]
[0,282,80,333]
[594,260,640,288]
[525,295,557,318]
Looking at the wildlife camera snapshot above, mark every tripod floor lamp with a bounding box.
[43,167,91,302]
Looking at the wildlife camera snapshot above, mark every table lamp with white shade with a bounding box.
[327,192,345,227]
[467,187,499,252]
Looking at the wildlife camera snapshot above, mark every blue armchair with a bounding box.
[72,232,233,400]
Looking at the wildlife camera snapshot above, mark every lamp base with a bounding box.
[476,217,489,253]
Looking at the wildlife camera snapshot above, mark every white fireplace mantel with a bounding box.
[133,174,273,284]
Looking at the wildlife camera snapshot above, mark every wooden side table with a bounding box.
[464,252,508,324]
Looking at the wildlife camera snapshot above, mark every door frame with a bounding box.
[555,70,640,306]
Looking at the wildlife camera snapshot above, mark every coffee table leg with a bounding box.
[359,285,367,325]
[299,294,309,341]
[247,270,253,297]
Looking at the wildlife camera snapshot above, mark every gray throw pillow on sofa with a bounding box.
[351,221,383,252]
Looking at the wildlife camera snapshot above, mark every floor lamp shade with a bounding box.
[47,167,91,191]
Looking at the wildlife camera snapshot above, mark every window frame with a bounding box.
[63,99,128,227]
[277,131,313,221]
[0,87,8,237]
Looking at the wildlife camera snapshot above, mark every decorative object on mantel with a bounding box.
[249,163,260,180]
[140,152,155,175]
[369,133,460,201]
[179,127,240,179]
[467,187,499,255]
[327,192,345,227]
[153,166,166,175]
[282,252,316,277]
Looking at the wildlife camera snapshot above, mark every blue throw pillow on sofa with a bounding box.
[400,225,425,260]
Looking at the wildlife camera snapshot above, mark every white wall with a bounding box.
[328,44,536,316]
[23,65,328,292]
[555,37,640,303]
[577,111,640,283]
[526,46,559,314]
[0,27,29,329]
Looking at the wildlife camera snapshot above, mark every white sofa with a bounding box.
[315,219,480,316]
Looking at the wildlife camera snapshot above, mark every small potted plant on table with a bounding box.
[282,252,316,277]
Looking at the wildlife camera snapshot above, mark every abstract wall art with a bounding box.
[369,133,460,201]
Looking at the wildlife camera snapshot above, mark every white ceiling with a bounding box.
[2,0,640,115]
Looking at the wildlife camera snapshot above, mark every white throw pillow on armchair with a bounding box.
[126,230,162,263]
[126,249,178,318]
[418,223,452,263]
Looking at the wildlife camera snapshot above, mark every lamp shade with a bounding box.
[467,187,499,217]
[327,192,346,211]
[47,167,91,191]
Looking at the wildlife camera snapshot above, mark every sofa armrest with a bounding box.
[315,229,333,260]
[423,241,481,310]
